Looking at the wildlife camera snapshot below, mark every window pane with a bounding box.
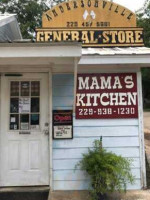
[21,82,30,96]
[31,114,39,125]
[19,98,30,113]
[31,98,39,113]
[10,98,19,113]
[20,114,29,130]
[10,114,19,130]
[10,80,41,131]
[11,81,19,96]
[31,81,40,96]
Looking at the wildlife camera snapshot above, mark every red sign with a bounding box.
[53,110,73,139]
[76,73,138,119]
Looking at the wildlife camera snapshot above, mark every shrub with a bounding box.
[76,138,135,200]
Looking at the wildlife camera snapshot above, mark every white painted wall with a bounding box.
[52,72,144,191]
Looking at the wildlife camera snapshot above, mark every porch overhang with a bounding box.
[0,42,82,66]
[0,44,150,71]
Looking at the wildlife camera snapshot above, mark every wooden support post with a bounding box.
[73,58,78,114]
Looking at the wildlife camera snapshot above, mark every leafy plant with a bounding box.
[76,138,135,200]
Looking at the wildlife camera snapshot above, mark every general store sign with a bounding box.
[76,73,138,119]
[36,0,144,47]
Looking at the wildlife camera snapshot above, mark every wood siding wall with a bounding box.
[52,74,142,191]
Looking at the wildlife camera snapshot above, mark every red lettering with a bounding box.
[54,115,71,122]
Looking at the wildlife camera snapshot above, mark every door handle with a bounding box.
[44,130,49,135]
[43,122,49,135]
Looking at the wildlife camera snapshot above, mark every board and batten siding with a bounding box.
[52,74,142,191]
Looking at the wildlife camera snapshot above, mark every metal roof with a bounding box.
[0,14,16,26]
[80,47,150,66]
[82,47,150,56]
[0,14,22,42]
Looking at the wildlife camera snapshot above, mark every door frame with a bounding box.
[0,67,52,189]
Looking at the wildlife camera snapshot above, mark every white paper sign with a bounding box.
[11,117,16,123]
[19,98,30,113]
[54,125,72,139]
[21,123,29,130]
[14,124,17,130]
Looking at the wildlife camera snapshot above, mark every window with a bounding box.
[10,81,40,130]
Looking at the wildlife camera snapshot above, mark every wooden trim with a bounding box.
[78,66,141,73]
[0,46,81,58]
[137,71,147,188]
[37,28,143,31]
[48,68,53,190]
[0,66,51,73]
[83,44,144,47]
[73,58,78,114]
[0,75,2,186]
[79,55,150,65]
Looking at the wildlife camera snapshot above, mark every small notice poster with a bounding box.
[53,110,73,139]
[21,123,29,130]
[19,98,30,113]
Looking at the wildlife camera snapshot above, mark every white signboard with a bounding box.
[21,123,29,130]
[19,98,30,113]
[54,126,72,139]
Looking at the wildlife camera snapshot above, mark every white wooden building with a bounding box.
[0,0,150,193]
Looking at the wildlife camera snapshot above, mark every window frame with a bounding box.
[9,80,41,132]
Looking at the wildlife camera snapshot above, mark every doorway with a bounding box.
[0,73,49,186]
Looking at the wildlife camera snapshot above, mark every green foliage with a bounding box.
[142,67,150,109]
[137,1,150,48]
[0,0,48,39]
[137,1,150,108]
[76,139,134,200]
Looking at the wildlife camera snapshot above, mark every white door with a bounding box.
[0,73,49,186]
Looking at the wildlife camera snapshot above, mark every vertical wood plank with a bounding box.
[73,58,78,113]
[137,71,146,188]
[49,68,53,190]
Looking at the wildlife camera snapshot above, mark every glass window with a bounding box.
[31,98,39,113]
[20,114,29,130]
[9,81,40,131]
[31,114,40,125]
[21,82,30,96]
[10,98,19,113]
[31,81,40,96]
[10,114,19,130]
[11,81,19,96]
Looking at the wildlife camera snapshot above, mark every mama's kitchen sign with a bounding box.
[76,73,138,119]
[36,0,144,47]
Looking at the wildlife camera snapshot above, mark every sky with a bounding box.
[113,0,145,12]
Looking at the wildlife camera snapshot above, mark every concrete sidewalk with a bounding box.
[49,190,150,200]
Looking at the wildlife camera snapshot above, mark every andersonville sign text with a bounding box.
[36,0,144,47]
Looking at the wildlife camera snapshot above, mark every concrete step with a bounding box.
[0,186,49,200]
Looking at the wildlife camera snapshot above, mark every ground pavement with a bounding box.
[48,190,150,200]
